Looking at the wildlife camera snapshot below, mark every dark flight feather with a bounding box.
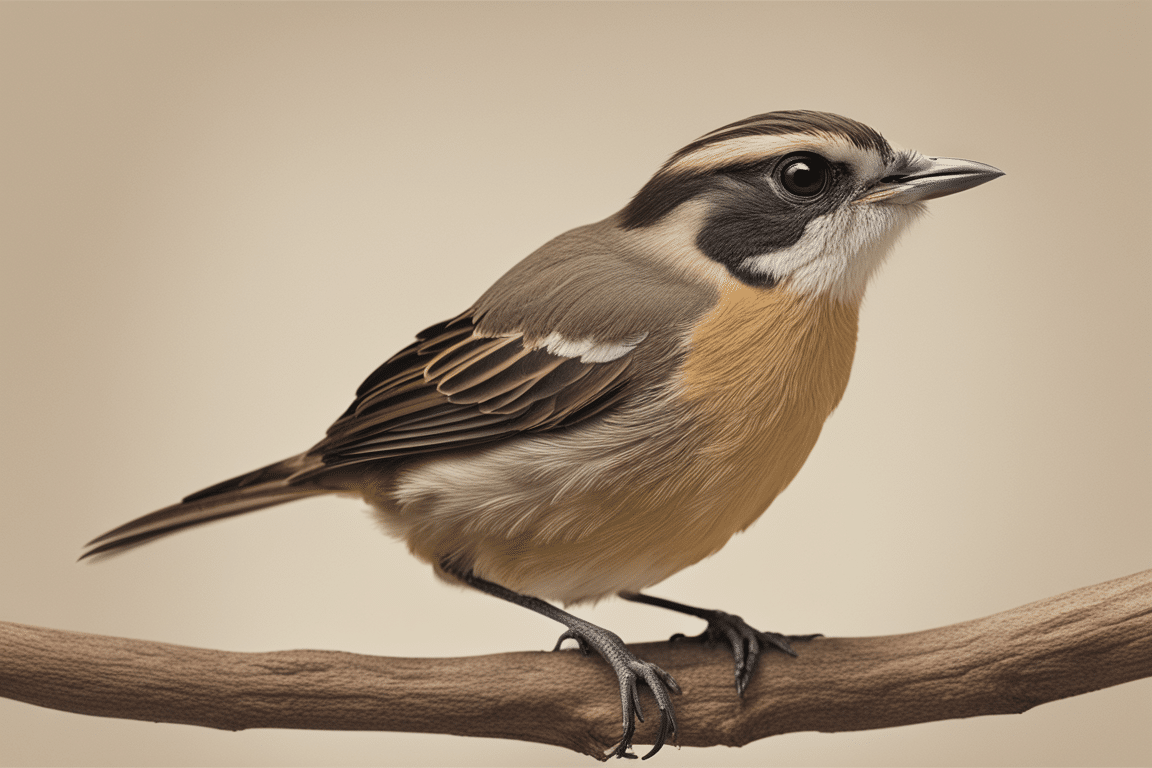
[307,313,642,468]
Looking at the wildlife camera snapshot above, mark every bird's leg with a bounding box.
[619,592,819,697]
[458,570,680,760]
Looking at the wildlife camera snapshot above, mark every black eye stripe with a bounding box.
[618,152,854,290]
[695,158,854,287]
[720,153,836,199]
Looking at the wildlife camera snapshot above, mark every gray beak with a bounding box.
[855,156,1005,205]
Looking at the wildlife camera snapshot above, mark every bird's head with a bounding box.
[616,110,1003,303]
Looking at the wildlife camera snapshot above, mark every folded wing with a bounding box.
[307,312,640,469]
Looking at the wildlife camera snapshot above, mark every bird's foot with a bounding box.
[554,622,680,759]
[670,611,820,696]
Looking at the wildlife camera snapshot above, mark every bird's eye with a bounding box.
[778,154,830,198]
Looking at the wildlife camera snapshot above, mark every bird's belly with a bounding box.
[370,401,827,605]
[377,473,759,605]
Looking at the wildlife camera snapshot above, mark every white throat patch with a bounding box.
[742,200,926,303]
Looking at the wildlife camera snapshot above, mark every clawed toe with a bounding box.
[668,610,818,696]
[613,659,678,759]
[554,622,679,759]
[620,593,820,710]
[553,628,592,655]
[458,576,679,759]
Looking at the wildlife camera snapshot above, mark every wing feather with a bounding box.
[426,335,519,382]
[483,357,595,414]
[306,313,645,471]
[437,340,537,396]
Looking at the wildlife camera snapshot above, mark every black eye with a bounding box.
[778,154,830,198]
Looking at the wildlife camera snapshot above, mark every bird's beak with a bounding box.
[855,155,1004,205]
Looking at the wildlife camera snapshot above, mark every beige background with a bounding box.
[1,2,1149,766]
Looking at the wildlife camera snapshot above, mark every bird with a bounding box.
[82,110,1003,759]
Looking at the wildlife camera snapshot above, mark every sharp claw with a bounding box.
[614,738,638,760]
[640,727,668,764]
[614,742,638,760]
[739,635,760,696]
[616,712,638,760]
[630,677,645,723]
[763,632,798,657]
[729,637,746,677]
[641,700,676,760]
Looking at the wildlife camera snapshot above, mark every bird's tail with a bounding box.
[80,453,328,560]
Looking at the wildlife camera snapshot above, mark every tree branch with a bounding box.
[3,569,1150,760]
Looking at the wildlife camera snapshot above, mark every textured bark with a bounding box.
[2,568,1150,760]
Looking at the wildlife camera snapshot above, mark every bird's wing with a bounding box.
[306,311,643,469]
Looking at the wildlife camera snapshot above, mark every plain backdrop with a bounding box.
[1,3,1149,766]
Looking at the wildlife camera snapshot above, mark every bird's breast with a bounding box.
[672,281,860,532]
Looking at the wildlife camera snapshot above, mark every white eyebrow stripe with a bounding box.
[666,132,883,177]
[667,133,817,174]
[537,332,648,363]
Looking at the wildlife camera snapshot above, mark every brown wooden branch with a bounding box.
[2,568,1150,760]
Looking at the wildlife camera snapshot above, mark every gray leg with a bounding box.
[458,571,680,759]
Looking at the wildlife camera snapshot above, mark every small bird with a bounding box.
[83,111,1002,758]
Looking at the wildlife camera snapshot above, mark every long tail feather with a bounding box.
[81,454,327,560]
